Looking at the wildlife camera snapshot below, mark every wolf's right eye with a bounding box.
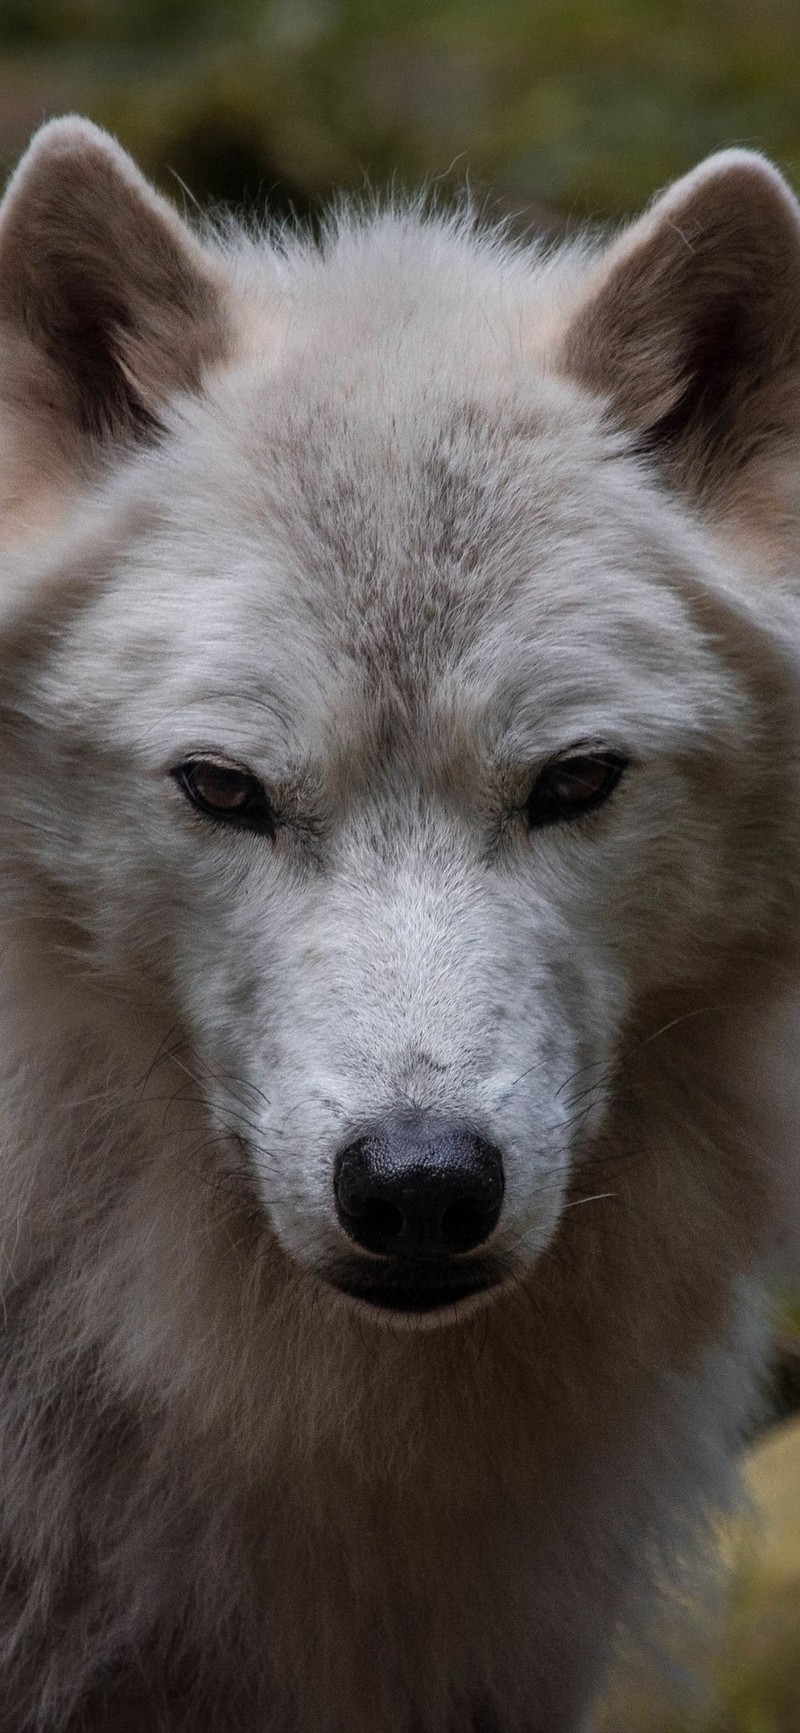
[172,758,276,836]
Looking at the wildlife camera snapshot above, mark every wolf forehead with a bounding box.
[82,315,709,782]
[133,245,685,693]
[120,366,695,753]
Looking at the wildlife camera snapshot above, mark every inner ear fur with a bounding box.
[0,117,227,466]
[562,151,800,511]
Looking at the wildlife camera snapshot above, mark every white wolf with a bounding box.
[0,117,799,1733]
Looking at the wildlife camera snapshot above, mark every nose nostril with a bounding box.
[439,1194,500,1252]
[360,1197,404,1242]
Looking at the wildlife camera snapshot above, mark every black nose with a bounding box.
[334,1116,504,1258]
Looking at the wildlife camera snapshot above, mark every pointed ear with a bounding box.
[0,117,228,502]
[561,151,800,517]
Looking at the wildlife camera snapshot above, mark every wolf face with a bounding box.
[1,124,799,1328]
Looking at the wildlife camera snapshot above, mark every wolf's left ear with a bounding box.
[562,151,800,517]
[0,117,226,470]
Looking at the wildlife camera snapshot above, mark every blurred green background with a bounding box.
[1,3,800,1729]
[3,0,800,230]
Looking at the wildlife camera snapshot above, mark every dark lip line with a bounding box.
[328,1274,502,1315]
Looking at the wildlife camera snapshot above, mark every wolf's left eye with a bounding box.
[172,757,276,836]
[526,751,627,829]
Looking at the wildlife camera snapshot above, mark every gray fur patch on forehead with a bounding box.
[209,214,657,685]
[277,402,565,677]
[231,376,612,689]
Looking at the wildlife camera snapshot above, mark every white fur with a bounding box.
[0,122,798,1731]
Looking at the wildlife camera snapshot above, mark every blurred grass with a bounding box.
[4,2,800,223]
[603,1414,800,1733]
[604,1301,800,1733]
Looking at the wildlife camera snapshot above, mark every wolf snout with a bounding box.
[333,1115,504,1258]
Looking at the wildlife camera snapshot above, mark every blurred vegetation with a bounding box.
[1,1,800,1726]
[602,1411,800,1733]
[3,0,800,225]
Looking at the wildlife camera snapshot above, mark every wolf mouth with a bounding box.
[327,1260,503,1315]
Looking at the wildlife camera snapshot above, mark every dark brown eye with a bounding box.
[173,758,276,836]
[526,751,627,829]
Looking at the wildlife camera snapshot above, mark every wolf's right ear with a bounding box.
[0,117,227,510]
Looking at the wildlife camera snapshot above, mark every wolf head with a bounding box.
[1,121,799,1324]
